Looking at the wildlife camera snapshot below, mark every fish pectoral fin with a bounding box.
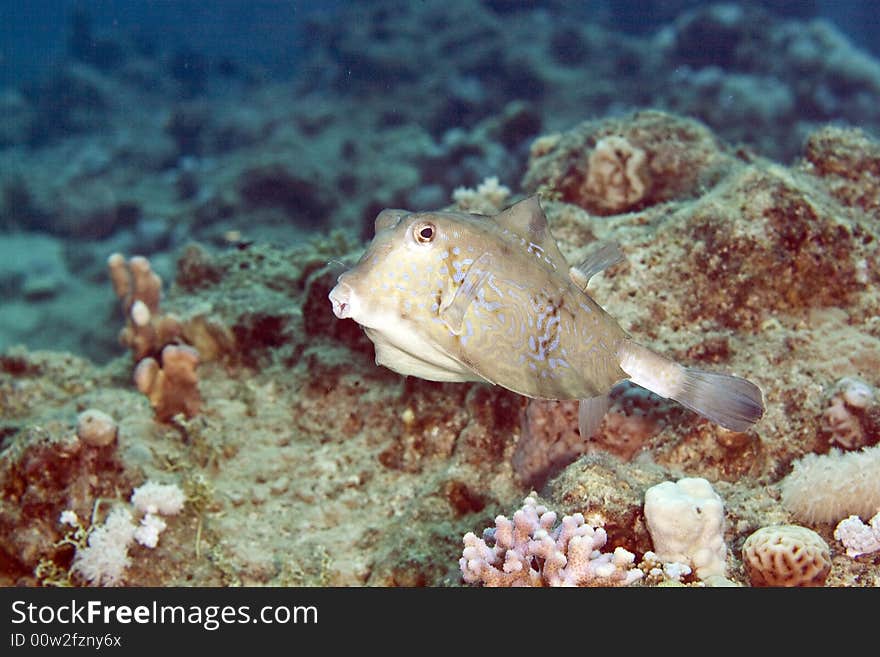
[439,253,493,335]
[578,394,610,439]
[569,241,625,290]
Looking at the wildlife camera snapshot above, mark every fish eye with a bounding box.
[414,222,436,244]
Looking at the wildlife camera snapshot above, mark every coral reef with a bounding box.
[523,111,728,215]
[3,0,880,588]
[741,525,831,587]
[460,492,642,586]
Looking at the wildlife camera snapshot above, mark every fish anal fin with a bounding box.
[569,242,625,290]
[578,394,610,439]
[439,253,493,334]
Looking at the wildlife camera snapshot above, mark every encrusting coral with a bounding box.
[583,135,649,213]
[513,382,679,488]
[459,492,642,587]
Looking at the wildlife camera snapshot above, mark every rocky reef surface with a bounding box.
[2,109,878,586]
[1,1,879,586]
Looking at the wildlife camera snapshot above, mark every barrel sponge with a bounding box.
[781,445,880,523]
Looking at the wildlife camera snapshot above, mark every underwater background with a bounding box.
[1,0,879,586]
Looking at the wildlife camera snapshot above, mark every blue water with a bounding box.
[2,1,878,88]
[1,0,879,360]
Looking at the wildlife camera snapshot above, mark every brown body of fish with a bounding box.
[329,196,763,438]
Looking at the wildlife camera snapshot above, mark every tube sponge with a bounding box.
[781,445,880,523]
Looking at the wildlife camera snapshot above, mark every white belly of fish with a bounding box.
[364,320,484,383]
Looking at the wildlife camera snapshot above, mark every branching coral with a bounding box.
[834,510,880,557]
[459,492,642,587]
[109,253,203,422]
[108,253,182,362]
[62,481,185,586]
[452,176,511,214]
[133,344,202,422]
[821,377,878,450]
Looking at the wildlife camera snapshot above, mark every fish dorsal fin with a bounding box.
[569,241,625,290]
[494,196,568,270]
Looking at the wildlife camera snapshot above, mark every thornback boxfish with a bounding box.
[329,196,763,438]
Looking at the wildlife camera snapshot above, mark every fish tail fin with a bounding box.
[618,340,764,432]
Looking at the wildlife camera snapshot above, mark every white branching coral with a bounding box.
[834,510,880,557]
[61,481,186,586]
[452,176,511,215]
[70,506,136,587]
[459,492,642,587]
[822,377,876,449]
[131,481,186,516]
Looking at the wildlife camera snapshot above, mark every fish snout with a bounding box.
[329,280,355,319]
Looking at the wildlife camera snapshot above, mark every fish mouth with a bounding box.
[329,282,354,319]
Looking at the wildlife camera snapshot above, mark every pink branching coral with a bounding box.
[822,377,878,450]
[109,253,203,422]
[108,253,182,361]
[460,492,642,587]
[133,344,202,422]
